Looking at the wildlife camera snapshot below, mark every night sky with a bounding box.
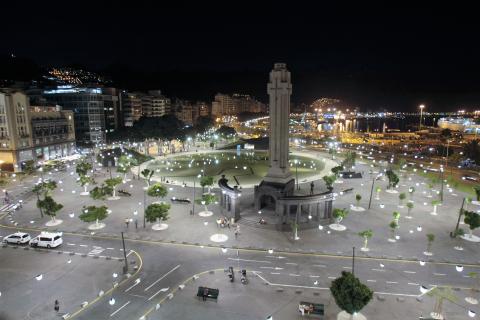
[2,2,480,111]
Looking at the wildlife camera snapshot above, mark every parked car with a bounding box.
[3,232,31,244]
[29,232,63,248]
[462,175,478,182]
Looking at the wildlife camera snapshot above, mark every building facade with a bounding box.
[122,91,143,127]
[0,89,76,171]
[141,90,171,118]
[42,86,121,144]
[211,93,265,117]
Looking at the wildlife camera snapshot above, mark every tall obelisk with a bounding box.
[263,63,293,184]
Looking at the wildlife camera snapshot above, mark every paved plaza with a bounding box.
[0,147,479,319]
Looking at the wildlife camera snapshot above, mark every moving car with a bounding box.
[2,232,31,244]
[29,232,63,248]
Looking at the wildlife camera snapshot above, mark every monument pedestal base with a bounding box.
[254,179,295,212]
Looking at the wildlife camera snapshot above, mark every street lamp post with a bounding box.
[419,104,425,130]
[120,232,128,274]
[143,188,146,228]
[294,159,299,190]
[368,174,382,209]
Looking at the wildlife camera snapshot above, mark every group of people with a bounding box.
[299,303,315,316]
[216,217,241,238]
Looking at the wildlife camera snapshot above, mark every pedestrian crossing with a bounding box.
[0,203,17,213]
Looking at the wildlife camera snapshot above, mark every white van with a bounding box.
[29,232,63,248]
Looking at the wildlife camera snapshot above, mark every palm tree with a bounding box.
[358,230,373,251]
[389,220,398,242]
[406,202,414,218]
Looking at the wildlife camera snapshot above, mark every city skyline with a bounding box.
[1,4,480,111]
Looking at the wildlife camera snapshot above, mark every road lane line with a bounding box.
[328,276,336,279]
[309,275,320,278]
[313,264,326,268]
[271,272,281,275]
[110,301,130,317]
[227,258,271,264]
[342,266,352,269]
[147,287,169,301]
[367,280,377,282]
[144,265,181,291]
[404,271,416,274]
[289,274,301,277]
[286,262,298,266]
[124,278,141,292]
[433,273,446,276]
[386,281,398,284]
[67,243,76,246]
[107,247,115,250]
[371,268,385,272]
[79,244,88,247]
[126,250,134,257]
[408,282,419,286]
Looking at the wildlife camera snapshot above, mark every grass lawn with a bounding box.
[146,151,325,187]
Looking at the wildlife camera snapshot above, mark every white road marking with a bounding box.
[147,287,169,301]
[110,301,130,317]
[342,266,352,269]
[386,281,398,284]
[408,282,419,286]
[271,272,281,275]
[309,275,320,278]
[289,274,301,277]
[107,247,115,250]
[227,258,271,264]
[328,276,336,279]
[367,280,377,283]
[433,273,446,276]
[404,271,416,274]
[144,265,181,291]
[124,278,142,293]
[79,244,88,247]
[285,262,298,266]
[371,268,385,272]
[67,243,76,246]
[126,250,134,257]
[313,264,326,268]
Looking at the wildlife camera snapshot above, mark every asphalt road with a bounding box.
[1,228,478,319]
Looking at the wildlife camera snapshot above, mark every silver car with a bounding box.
[3,232,31,244]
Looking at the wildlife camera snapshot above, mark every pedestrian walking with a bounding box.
[135,219,138,229]
[234,225,240,239]
[190,209,193,216]
[310,181,314,195]
[54,300,60,312]
[125,218,130,228]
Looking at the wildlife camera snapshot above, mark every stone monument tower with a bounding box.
[254,63,295,210]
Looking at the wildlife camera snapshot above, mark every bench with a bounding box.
[299,301,325,317]
[341,188,354,194]
[118,190,131,197]
[171,197,191,204]
[197,286,219,301]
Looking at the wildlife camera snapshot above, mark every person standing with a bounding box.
[310,181,314,195]
[54,300,60,312]
[125,218,130,229]
[234,225,240,239]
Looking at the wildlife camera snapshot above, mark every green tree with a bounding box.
[392,211,400,223]
[117,155,137,180]
[196,193,217,213]
[408,186,415,200]
[399,192,406,206]
[79,205,108,227]
[330,271,373,316]
[341,151,357,169]
[89,184,111,200]
[105,177,123,198]
[32,180,58,218]
[76,161,92,177]
[463,140,480,164]
[141,168,154,187]
[358,229,373,250]
[426,233,435,253]
[323,174,336,192]
[333,208,349,224]
[386,169,399,189]
[474,186,480,201]
[464,211,480,238]
[406,202,414,217]
[389,220,398,239]
[147,183,168,199]
[375,186,381,199]
[331,165,343,177]
[79,175,95,193]
[215,125,236,137]
[355,194,362,207]
[37,195,63,223]
[200,176,214,194]
[145,203,170,223]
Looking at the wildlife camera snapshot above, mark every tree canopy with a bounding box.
[145,203,170,223]
[76,161,92,177]
[37,196,63,219]
[330,271,373,315]
[147,183,168,198]
[79,205,108,223]
[464,211,480,232]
